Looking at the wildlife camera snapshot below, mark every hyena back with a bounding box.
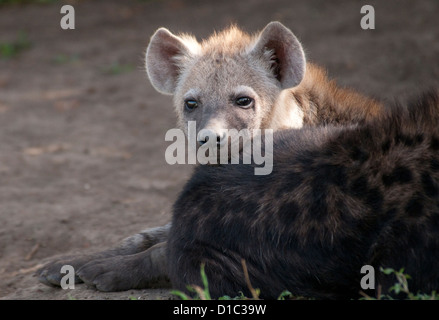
[169,91,439,299]
[38,22,385,293]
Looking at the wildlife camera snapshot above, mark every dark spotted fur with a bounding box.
[168,91,439,299]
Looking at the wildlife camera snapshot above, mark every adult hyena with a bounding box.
[38,22,384,292]
[169,91,439,299]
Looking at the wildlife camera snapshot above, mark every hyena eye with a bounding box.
[184,99,198,111]
[235,97,254,108]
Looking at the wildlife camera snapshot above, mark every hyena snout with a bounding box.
[197,129,227,147]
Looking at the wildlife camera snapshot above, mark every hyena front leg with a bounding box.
[76,241,170,291]
[37,223,171,287]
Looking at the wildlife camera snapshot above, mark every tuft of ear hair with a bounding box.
[249,21,306,89]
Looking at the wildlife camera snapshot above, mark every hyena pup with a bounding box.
[38,22,383,292]
[170,91,439,299]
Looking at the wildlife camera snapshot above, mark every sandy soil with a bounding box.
[0,0,438,300]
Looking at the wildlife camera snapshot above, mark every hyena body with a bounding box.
[38,22,384,294]
[170,92,439,299]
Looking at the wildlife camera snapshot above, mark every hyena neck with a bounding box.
[270,63,384,129]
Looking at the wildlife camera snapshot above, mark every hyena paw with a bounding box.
[37,255,87,287]
[76,256,137,292]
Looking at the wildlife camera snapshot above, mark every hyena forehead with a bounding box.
[176,54,276,102]
[180,29,286,95]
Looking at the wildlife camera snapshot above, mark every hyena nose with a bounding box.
[197,130,227,147]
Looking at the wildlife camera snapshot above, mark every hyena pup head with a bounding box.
[145,22,306,147]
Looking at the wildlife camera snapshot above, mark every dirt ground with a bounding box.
[0,0,438,300]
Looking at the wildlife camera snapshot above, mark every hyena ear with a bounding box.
[145,28,198,95]
[250,22,306,89]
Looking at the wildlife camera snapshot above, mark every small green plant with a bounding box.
[380,267,412,297]
[66,294,76,300]
[277,290,294,300]
[172,264,439,300]
[170,261,304,300]
[102,62,135,75]
[52,53,80,64]
[171,263,212,300]
[0,30,30,59]
[360,267,439,300]
[380,267,438,300]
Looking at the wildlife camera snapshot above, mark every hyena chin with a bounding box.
[169,91,439,299]
[38,22,385,294]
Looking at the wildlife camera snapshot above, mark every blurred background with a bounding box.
[0,0,438,299]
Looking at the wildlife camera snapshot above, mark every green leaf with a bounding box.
[170,290,192,300]
[277,290,293,300]
[380,267,395,275]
